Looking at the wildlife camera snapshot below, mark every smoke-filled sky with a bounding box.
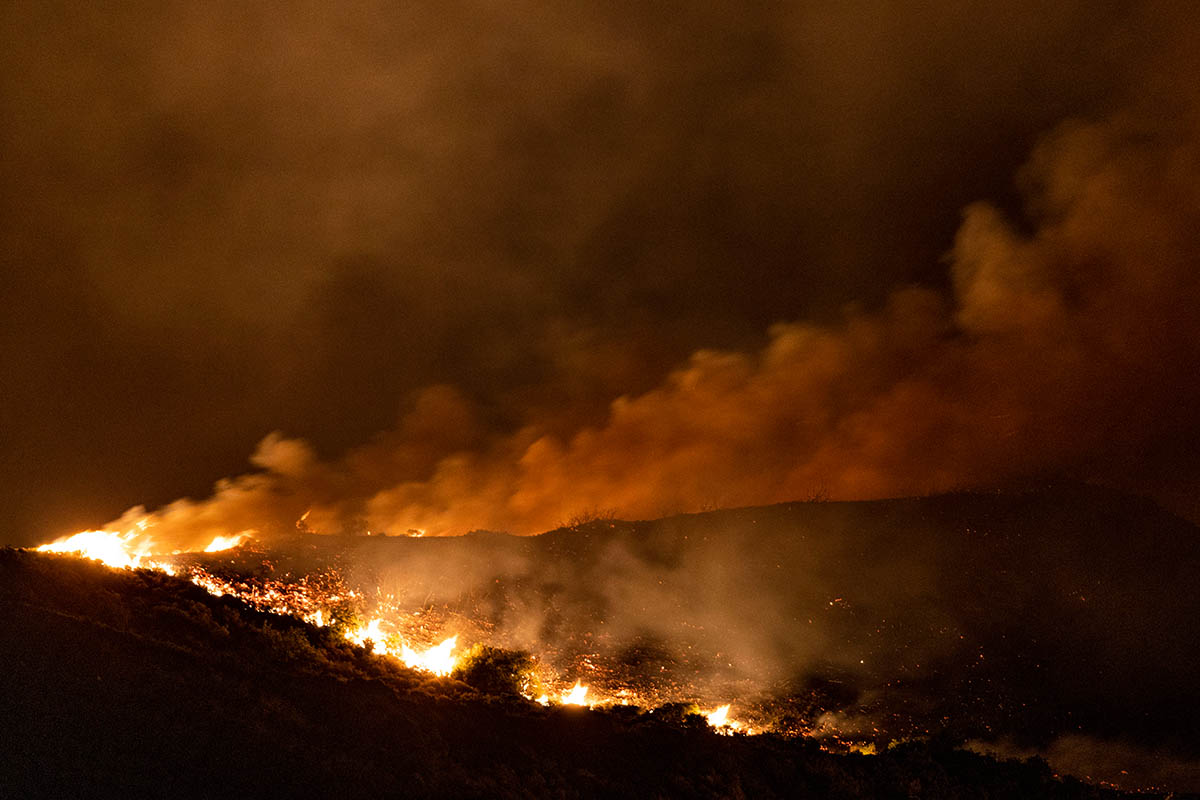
[3,1,1199,546]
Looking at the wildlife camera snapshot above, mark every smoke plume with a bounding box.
[5,2,1198,546]
[106,66,1200,546]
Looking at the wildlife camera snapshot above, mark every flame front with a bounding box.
[33,528,745,724]
[345,619,460,675]
[562,681,589,706]
[401,635,459,676]
[37,530,150,570]
[346,618,392,654]
[36,526,251,570]
[203,533,250,552]
[703,703,745,734]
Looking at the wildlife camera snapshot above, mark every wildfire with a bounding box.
[562,681,589,706]
[35,526,251,571]
[346,618,392,654]
[705,704,743,733]
[32,527,758,730]
[203,532,251,552]
[344,619,461,674]
[37,529,149,570]
[401,635,459,675]
[38,524,468,678]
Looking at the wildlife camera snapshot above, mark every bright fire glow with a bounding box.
[37,526,250,568]
[33,529,758,728]
[346,618,392,654]
[562,681,589,706]
[344,619,460,675]
[401,635,459,676]
[707,704,730,727]
[203,532,250,552]
[37,530,149,570]
[704,704,742,733]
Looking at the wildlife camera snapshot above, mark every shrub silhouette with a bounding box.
[451,644,535,697]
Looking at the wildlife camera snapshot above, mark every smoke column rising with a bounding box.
[96,59,1200,549]
[6,0,1188,546]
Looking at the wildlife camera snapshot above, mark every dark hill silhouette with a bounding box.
[4,548,1154,799]
[224,484,1200,790]
[4,485,1198,796]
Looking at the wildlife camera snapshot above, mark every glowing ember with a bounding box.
[37,530,149,570]
[203,532,251,552]
[186,567,353,620]
[562,681,589,706]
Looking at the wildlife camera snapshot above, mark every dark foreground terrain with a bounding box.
[201,484,1200,791]
[0,534,1187,798]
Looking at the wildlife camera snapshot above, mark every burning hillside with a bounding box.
[0,544,1178,799]
[18,486,1200,794]
[6,4,1200,797]
[31,516,747,724]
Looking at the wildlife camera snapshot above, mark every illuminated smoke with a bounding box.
[83,71,1200,546]
[8,3,1200,549]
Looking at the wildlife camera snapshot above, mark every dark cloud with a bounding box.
[2,1,1195,545]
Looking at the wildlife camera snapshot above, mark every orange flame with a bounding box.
[33,531,758,728]
[344,618,460,675]
[345,618,393,654]
[562,681,589,706]
[36,530,150,570]
[706,704,730,727]
[400,635,459,676]
[203,532,251,552]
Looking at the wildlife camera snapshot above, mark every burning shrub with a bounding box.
[451,644,535,697]
[325,598,361,636]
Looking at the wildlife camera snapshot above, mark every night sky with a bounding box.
[3,1,1199,547]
